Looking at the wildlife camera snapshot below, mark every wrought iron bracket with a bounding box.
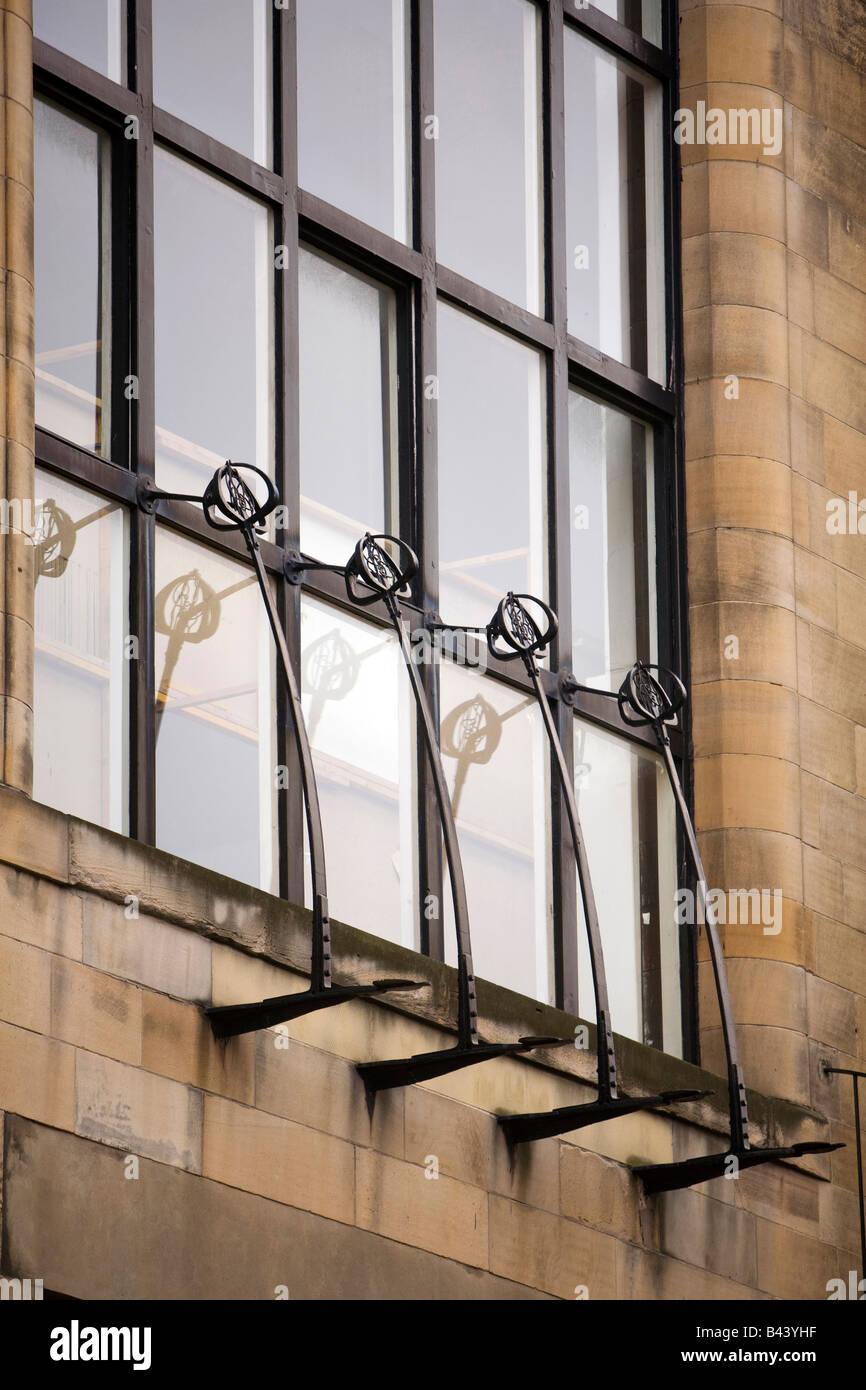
[475,595,707,1139]
[636,1141,844,1197]
[284,549,347,586]
[603,661,845,1193]
[356,1036,572,1095]
[148,466,428,1039]
[499,1089,713,1148]
[206,978,427,1040]
[339,539,571,1097]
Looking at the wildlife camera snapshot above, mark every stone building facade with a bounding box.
[0,0,864,1300]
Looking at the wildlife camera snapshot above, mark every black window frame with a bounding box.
[32,0,696,1062]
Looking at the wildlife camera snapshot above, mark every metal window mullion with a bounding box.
[560,1,673,77]
[129,0,156,845]
[298,189,424,283]
[547,0,579,1016]
[276,1,306,909]
[34,40,139,118]
[414,0,444,961]
[435,264,556,352]
[152,106,285,204]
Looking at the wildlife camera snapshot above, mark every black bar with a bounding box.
[242,528,330,991]
[561,1,674,78]
[500,1088,710,1146]
[638,1141,845,1197]
[274,0,305,910]
[436,264,556,352]
[34,38,139,118]
[130,0,156,845]
[527,660,616,1098]
[298,189,423,283]
[655,732,748,1152]
[548,0,579,1015]
[415,0,444,961]
[567,334,676,419]
[35,431,138,502]
[385,595,477,1046]
[153,106,285,204]
[856,1075,865,1286]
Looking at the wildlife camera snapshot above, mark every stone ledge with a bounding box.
[0,788,837,1168]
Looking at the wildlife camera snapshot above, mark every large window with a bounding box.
[33,3,689,1056]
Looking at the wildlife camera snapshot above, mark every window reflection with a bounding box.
[297,0,411,242]
[299,248,398,566]
[434,0,542,312]
[437,304,546,633]
[35,0,126,83]
[155,529,277,893]
[35,100,111,456]
[154,152,273,497]
[441,661,552,1004]
[301,597,416,946]
[569,390,656,689]
[33,470,128,831]
[565,32,665,381]
[574,720,680,1055]
[153,0,271,164]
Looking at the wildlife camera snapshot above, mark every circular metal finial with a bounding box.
[344,532,418,607]
[486,592,558,661]
[617,662,686,728]
[202,462,279,532]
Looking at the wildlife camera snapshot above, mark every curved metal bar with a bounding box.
[616,662,748,1151]
[339,542,573,1093]
[238,524,332,992]
[477,591,618,1099]
[382,588,478,1047]
[656,729,748,1151]
[524,656,617,1099]
[144,470,427,1037]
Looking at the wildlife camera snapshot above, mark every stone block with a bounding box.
[75,1051,202,1173]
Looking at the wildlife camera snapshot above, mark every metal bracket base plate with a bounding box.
[357,1036,571,1094]
[498,1089,712,1147]
[205,979,426,1040]
[636,1141,844,1196]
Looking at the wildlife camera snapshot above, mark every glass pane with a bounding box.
[297,0,410,243]
[573,719,680,1055]
[569,390,656,689]
[441,662,552,1003]
[35,0,126,83]
[35,100,111,456]
[437,303,546,633]
[301,597,416,945]
[153,0,271,165]
[33,471,128,831]
[434,0,542,312]
[154,152,273,497]
[155,528,277,893]
[299,248,398,566]
[565,31,665,381]
[589,0,663,48]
